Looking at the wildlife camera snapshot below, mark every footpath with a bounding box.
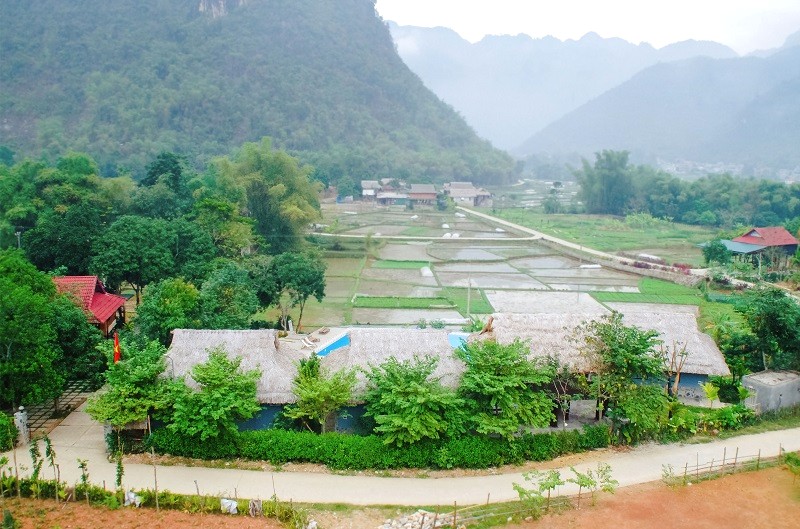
[4,404,800,506]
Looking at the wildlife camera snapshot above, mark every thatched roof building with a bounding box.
[166,329,306,404]
[320,327,465,394]
[477,310,729,376]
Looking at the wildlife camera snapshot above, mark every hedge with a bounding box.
[148,424,611,470]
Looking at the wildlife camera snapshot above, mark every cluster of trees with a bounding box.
[0,139,329,408]
[573,151,800,229]
[0,250,102,410]
[707,287,800,374]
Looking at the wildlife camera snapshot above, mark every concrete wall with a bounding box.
[742,372,800,413]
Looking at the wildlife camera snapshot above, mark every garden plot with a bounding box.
[360,266,439,286]
[486,290,609,315]
[547,283,640,293]
[434,262,519,274]
[356,279,441,298]
[351,308,466,325]
[378,242,435,261]
[297,302,350,327]
[323,257,364,276]
[346,224,409,236]
[319,277,356,300]
[428,246,506,261]
[437,271,548,290]
[511,255,579,269]
[604,302,700,314]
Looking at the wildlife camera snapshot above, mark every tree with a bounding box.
[167,347,260,442]
[363,356,465,446]
[213,138,321,253]
[269,252,326,331]
[90,216,176,303]
[0,250,64,408]
[702,239,732,266]
[50,294,103,388]
[455,339,554,438]
[199,262,259,329]
[135,278,201,345]
[23,204,106,274]
[283,354,356,433]
[574,150,633,215]
[85,338,171,431]
[735,287,800,370]
[578,312,668,440]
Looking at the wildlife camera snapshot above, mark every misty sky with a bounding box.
[375,0,800,55]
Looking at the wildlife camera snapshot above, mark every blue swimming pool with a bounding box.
[316,332,351,357]
[448,332,469,349]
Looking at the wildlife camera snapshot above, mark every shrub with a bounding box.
[0,414,17,451]
[148,424,611,470]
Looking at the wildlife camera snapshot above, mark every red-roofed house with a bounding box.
[733,227,799,255]
[53,276,127,337]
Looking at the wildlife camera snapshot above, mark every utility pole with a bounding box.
[466,273,471,320]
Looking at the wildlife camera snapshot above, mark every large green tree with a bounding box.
[167,347,261,442]
[135,278,201,346]
[575,150,634,215]
[199,262,259,329]
[456,340,554,439]
[0,251,64,408]
[363,356,465,446]
[213,138,321,253]
[90,216,175,303]
[735,287,800,371]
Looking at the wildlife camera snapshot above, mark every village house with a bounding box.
[407,183,438,207]
[714,226,799,269]
[443,181,492,207]
[53,276,126,337]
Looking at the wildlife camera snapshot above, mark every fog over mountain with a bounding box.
[515,43,800,172]
[389,23,737,150]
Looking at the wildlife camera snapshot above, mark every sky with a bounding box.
[374,0,800,55]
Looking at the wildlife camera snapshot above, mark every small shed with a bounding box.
[741,371,800,413]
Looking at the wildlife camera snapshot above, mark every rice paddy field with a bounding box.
[287,203,726,329]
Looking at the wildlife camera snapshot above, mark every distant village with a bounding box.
[340,180,493,208]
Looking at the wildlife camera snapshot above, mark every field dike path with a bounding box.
[4,404,800,506]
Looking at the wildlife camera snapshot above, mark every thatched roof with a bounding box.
[321,327,465,394]
[473,310,730,376]
[166,329,306,404]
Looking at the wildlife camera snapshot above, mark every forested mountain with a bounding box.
[0,0,516,184]
[388,23,736,149]
[515,45,800,171]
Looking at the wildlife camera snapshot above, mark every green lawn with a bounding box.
[372,260,430,269]
[592,278,703,305]
[352,296,455,309]
[441,286,494,315]
[490,209,715,266]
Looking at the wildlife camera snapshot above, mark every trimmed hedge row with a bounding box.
[148,424,611,470]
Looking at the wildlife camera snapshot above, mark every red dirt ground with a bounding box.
[3,467,798,529]
[512,466,800,529]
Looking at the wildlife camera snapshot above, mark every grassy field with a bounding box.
[490,209,716,266]
[372,260,430,269]
[352,296,455,309]
[441,286,494,315]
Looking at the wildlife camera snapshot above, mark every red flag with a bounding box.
[113,331,121,363]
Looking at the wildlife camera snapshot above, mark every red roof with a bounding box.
[53,276,126,324]
[733,227,799,248]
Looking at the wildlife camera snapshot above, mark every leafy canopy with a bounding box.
[363,356,465,447]
[167,347,261,442]
[284,354,356,434]
[455,339,554,439]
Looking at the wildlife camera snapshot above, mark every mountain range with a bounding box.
[390,24,800,174]
[0,0,516,184]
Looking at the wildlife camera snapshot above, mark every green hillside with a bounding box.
[0,0,516,183]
